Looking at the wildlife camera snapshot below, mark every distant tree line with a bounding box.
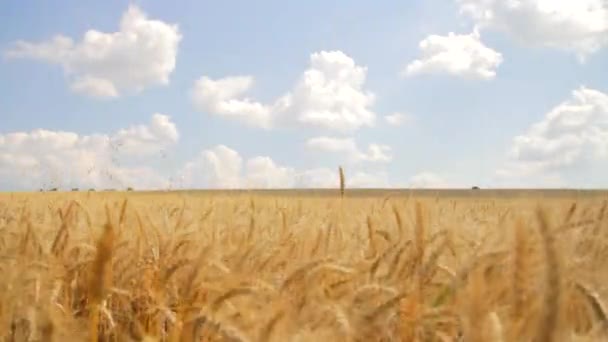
[37,186,134,192]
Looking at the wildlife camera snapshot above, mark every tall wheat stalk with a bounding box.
[339,166,345,198]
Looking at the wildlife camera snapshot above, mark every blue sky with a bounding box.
[1,0,608,190]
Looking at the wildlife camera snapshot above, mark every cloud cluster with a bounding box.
[191,51,393,181]
[111,114,179,156]
[191,51,393,182]
[191,76,273,129]
[407,1,608,80]
[305,136,392,163]
[0,114,178,190]
[497,87,608,186]
[16,3,604,189]
[405,30,503,80]
[5,5,182,98]
[191,51,376,132]
[457,0,608,61]
[176,145,390,189]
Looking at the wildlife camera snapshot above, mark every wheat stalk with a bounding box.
[339,166,345,198]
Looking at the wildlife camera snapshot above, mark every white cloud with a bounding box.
[5,5,182,98]
[111,113,179,156]
[245,157,296,188]
[457,0,608,61]
[191,50,376,132]
[293,168,339,188]
[0,114,178,190]
[306,136,392,163]
[191,76,273,129]
[385,112,413,126]
[0,123,394,189]
[282,51,376,131]
[70,76,119,98]
[294,167,389,188]
[404,30,503,80]
[496,87,608,186]
[176,145,390,189]
[179,146,299,189]
[408,172,452,188]
[179,145,243,189]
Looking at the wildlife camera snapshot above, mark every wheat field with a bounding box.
[0,189,607,341]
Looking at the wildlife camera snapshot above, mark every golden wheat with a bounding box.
[0,190,606,341]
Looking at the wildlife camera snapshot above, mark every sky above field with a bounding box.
[2,0,608,190]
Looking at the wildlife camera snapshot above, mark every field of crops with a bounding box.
[0,190,607,341]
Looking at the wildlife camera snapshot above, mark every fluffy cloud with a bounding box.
[5,5,181,98]
[0,127,394,189]
[306,136,392,163]
[111,113,179,156]
[245,157,296,188]
[496,87,608,186]
[283,51,376,131]
[191,76,273,129]
[70,77,119,98]
[0,114,178,190]
[191,50,376,132]
[404,30,502,80]
[178,145,307,189]
[294,168,389,188]
[177,144,390,189]
[179,145,243,189]
[457,0,608,61]
[179,145,300,189]
[293,168,339,188]
[385,112,413,126]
